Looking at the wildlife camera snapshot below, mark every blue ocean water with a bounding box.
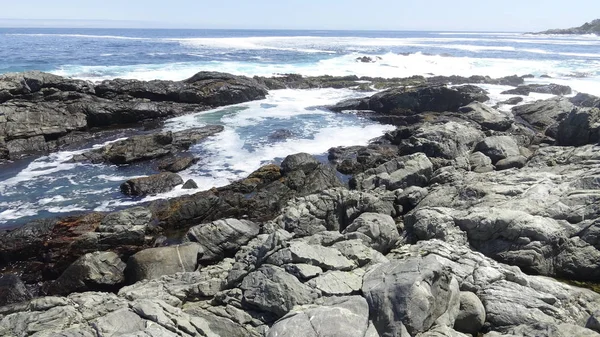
[1,28,599,228]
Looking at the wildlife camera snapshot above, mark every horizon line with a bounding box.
[0,18,527,32]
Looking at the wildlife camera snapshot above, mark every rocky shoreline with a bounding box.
[536,18,600,35]
[1,70,600,336]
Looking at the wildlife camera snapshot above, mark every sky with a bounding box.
[1,0,599,31]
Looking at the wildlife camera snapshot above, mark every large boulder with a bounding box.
[342,213,400,253]
[267,296,377,337]
[267,240,356,271]
[474,136,521,164]
[185,218,260,261]
[512,97,574,133]
[458,101,513,131]
[366,85,489,115]
[454,291,486,335]
[0,274,32,306]
[351,153,433,191]
[280,153,320,174]
[48,251,126,295]
[120,172,183,196]
[391,239,600,336]
[557,108,600,146]
[125,242,203,282]
[393,120,485,159]
[276,188,396,237]
[240,264,316,318]
[362,255,460,337]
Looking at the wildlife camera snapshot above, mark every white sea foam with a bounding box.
[54,50,600,89]
[0,207,38,221]
[46,205,88,213]
[38,195,69,205]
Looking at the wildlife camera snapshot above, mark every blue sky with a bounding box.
[1,0,599,31]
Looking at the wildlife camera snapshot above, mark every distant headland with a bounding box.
[536,18,600,35]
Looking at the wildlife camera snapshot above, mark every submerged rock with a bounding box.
[120,172,184,196]
[74,125,224,165]
[501,83,572,96]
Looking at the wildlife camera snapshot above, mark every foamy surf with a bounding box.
[0,88,394,227]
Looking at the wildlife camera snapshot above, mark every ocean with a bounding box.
[1,28,599,228]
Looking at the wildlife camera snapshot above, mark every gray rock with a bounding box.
[587,310,600,333]
[454,292,486,335]
[332,239,389,267]
[120,259,234,307]
[186,218,260,262]
[277,187,396,237]
[267,296,374,337]
[498,97,524,105]
[342,213,400,253]
[362,255,460,337]
[90,308,146,336]
[557,107,600,146]
[74,126,224,165]
[284,264,323,280]
[240,265,316,318]
[395,186,429,211]
[417,326,471,337]
[397,121,485,160]
[120,172,183,196]
[48,251,126,295]
[390,240,600,333]
[280,153,319,174]
[469,151,494,173]
[512,97,574,132]
[501,84,572,96]
[571,92,600,108]
[307,270,364,295]
[268,241,356,271]
[126,242,203,282]
[404,207,468,245]
[181,179,198,189]
[352,152,434,191]
[474,136,521,163]
[500,323,600,337]
[183,303,265,337]
[0,274,32,306]
[495,155,527,170]
[158,156,197,173]
[459,101,513,131]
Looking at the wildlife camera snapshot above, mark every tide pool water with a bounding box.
[1,28,599,227]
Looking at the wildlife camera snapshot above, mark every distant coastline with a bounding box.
[536,18,600,35]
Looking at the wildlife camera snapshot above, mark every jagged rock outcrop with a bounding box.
[120,172,184,196]
[501,83,572,96]
[0,71,266,159]
[537,19,600,35]
[73,125,224,165]
[185,219,260,262]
